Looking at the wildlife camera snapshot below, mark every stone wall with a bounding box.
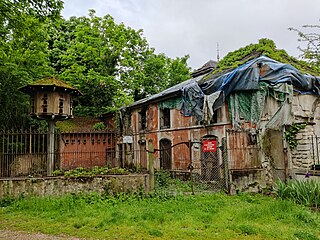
[229,169,267,194]
[291,124,314,169]
[291,94,318,170]
[0,174,150,199]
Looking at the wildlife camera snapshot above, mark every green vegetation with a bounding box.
[289,21,320,69]
[208,38,320,77]
[92,122,106,131]
[1,173,320,239]
[52,166,129,177]
[0,1,190,129]
[274,179,320,209]
[0,191,319,239]
[285,123,307,150]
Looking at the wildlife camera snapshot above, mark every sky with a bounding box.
[62,0,320,70]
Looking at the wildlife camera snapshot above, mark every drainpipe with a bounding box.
[188,140,194,195]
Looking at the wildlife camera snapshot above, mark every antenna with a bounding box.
[217,42,220,62]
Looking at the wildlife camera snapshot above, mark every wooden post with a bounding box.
[148,139,155,192]
[47,120,55,176]
[188,140,195,195]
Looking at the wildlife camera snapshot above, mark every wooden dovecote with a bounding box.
[20,77,82,120]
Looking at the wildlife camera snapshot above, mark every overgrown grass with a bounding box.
[1,191,320,239]
[274,179,320,209]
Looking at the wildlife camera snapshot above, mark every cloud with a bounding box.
[62,0,320,69]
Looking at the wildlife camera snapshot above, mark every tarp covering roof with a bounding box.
[182,56,320,120]
[129,56,320,124]
[201,56,320,96]
[128,75,203,108]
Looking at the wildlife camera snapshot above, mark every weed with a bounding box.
[0,197,15,207]
[52,169,64,176]
[294,230,319,240]
[63,166,129,178]
[238,224,257,235]
[148,229,163,237]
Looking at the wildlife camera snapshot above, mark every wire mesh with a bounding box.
[0,129,117,178]
[191,143,229,193]
[154,140,229,194]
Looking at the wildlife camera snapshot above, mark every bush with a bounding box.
[92,122,106,131]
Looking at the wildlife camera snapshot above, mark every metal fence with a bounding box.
[155,140,229,193]
[310,136,320,170]
[1,129,229,193]
[0,129,53,178]
[59,131,115,170]
[0,129,118,178]
[192,141,229,193]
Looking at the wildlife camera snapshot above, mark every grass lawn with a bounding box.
[0,192,319,240]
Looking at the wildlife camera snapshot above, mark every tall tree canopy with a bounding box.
[0,0,63,128]
[50,10,190,116]
[0,4,190,128]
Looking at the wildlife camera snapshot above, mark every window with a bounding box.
[210,109,219,124]
[160,108,171,129]
[59,94,64,114]
[70,98,73,115]
[138,107,147,131]
[42,93,48,113]
[30,95,35,113]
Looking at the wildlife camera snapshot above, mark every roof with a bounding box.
[19,77,82,96]
[191,60,217,78]
[128,39,320,110]
[128,75,204,109]
[128,55,320,111]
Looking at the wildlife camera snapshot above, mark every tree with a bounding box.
[289,21,320,69]
[0,4,190,127]
[50,10,190,116]
[0,0,63,129]
[211,38,320,76]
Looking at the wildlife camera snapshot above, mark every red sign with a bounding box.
[202,140,217,152]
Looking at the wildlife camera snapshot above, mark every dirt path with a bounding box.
[0,229,83,240]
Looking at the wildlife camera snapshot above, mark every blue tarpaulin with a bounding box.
[182,56,320,120]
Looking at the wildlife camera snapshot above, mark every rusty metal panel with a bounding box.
[60,131,115,170]
[228,130,260,170]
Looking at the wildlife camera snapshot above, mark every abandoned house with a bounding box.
[119,55,320,191]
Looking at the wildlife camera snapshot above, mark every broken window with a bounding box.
[138,107,147,131]
[210,109,219,124]
[160,108,171,129]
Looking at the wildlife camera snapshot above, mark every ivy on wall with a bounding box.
[284,123,307,150]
